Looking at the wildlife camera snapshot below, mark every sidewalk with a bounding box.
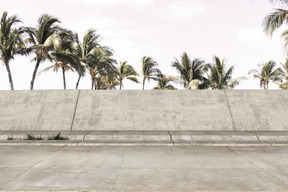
[1,130,288,146]
[1,145,288,191]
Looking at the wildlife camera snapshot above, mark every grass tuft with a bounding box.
[25,134,43,140]
[7,135,13,140]
[48,132,69,140]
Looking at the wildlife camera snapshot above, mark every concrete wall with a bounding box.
[0,90,79,131]
[0,90,287,131]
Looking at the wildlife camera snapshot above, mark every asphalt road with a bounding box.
[1,145,288,191]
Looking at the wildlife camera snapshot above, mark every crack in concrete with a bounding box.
[83,131,92,141]
[1,145,66,189]
[224,90,237,132]
[168,131,175,146]
[70,90,80,131]
[119,150,125,169]
[227,146,286,185]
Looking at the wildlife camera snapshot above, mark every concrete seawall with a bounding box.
[0,90,287,131]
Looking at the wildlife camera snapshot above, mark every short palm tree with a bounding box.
[249,60,283,89]
[87,49,116,90]
[154,73,177,90]
[25,14,61,90]
[101,75,119,90]
[141,56,161,90]
[205,56,245,90]
[0,11,26,90]
[116,61,139,90]
[279,59,288,89]
[171,52,207,89]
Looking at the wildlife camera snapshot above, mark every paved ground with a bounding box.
[1,145,288,191]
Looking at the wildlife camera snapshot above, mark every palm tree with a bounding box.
[154,73,177,90]
[278,58,288,89]
[0,11,26,90]
[141,56,161,90]
[171,52,207,89]
[101,75,119,90]
[204,56,245,90]
[72,29,115,90]
[249,60,283,89]
[116,61,139,90]
[86,49,116,90]
[38,30,80,89]
[25,14,61,90]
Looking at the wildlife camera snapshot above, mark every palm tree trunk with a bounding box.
[76,74,81,89]
[91,78,94,90]
[142,77,146,90]
[30,59,41,90]
[4,63,14,90]
[62,67,66,90]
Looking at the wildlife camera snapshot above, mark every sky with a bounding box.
[0,0,287,90]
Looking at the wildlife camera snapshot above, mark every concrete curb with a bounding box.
[0,131,288,146]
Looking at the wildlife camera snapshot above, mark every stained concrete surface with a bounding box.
[226,90,288,131]
[0,146,288,191]
[0,90,79,131]
[68,90,235,131]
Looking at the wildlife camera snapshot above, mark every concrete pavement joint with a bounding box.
[167,131,175,146]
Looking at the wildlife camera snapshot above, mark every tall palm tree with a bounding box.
[38,30,80,89]
[205,56,245,90]
[0,11,26,90]
[249,60,283,89]
[171,52,207,89]
[73,29,115,90]
[25,14,61,90]
[116,61,139,90]
[154,73,177,90]
[141,56,161,90]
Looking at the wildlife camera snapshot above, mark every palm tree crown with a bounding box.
[141,56,161,90]
[116,61,139,90]
[171,52,206,89]
[249,60,283,89]
[154,73,177,90]
[204,56,245,90]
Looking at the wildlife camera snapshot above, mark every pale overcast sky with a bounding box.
[0,0,286,90]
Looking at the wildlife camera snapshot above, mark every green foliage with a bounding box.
[7,135,13,140]
[48,132,69,140]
